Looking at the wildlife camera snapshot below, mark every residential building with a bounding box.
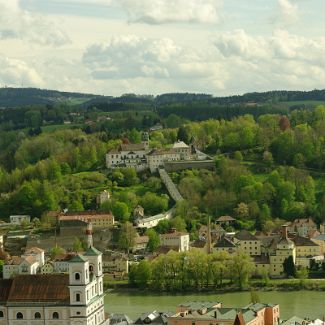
[268,226,296,277]
[171,141,191,160]
[0,246,108,325]
[160,230,189,252]
[147,149,181,172]
[9,215,30,226]
[213,236,237,255]
[97,190,111,206]
[135,210,173,229]
[102,252,129,274]
[292,236,321,267]
[234,230,261,256]
[287,218,317,237]
[312,234,325,255]
[59,211,115,230]
[216,216,236,227]
[168,302,280,325]
[3,256,39,279]
[40,261,54,274]
[132,236,149,253]
[135,311,172,325]
[22,247,45,267]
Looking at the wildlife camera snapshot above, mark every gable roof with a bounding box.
[84,246,102,256]
[235,230,258,241]
[4,274,70,303]
[214,237,236,248]
[293,236,319,247]
[69,254,88,263]
[216,216,235,222]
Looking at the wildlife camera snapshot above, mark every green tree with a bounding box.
[73,237,83,252]
[111,201,130,222]
[118,222,137,254]
[229,252,254,290]
[283,256,296,277]
[146,229,160,252]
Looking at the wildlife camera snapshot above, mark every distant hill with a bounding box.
[0,87,102,108]
[2,87,325,108]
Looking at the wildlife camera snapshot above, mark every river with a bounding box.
[105,290,325,320]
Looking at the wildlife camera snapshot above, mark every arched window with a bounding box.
[99,262,101,271]
[76,293,81,302]
[52,312,59,319]
[0,311,4,318]
[89,265,94,273]
[16,312,23,319]
[75,272,80,280]
[34,312,41,319]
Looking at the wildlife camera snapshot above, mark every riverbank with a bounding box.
[104,277,325,293]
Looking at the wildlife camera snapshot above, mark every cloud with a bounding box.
[0,55,44,87]
[213,28,325,93]
[0,0,69,46]
[117,0,223,24]
[277,0,299,24]
[82,35,225,93]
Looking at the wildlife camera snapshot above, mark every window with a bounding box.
[89,265,94,273]
[76,293,81,302]
[0,311,3,318]
[77,312,81,315]
[34,312,41,319]
[75,272,80,280]
[52,312,59,319]
[16,313,23,319]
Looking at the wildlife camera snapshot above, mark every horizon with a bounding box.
[1,1,325,96]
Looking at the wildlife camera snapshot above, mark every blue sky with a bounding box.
[0,0,325,96]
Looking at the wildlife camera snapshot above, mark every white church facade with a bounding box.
[0,245,108,325]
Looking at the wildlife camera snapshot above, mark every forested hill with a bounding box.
[0,87,101,107]
[2,87,325,108]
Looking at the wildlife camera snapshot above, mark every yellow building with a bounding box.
[293,236,321,268]
[234,230,261,256]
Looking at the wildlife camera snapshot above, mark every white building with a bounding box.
[171,141,191,160]
[106,142,150,171]
[135,210,173,229]
[0,246,108,325]
[160,230,190,252]
[9,215,30,226]
[3,256,39,279]
[147,149,181,172]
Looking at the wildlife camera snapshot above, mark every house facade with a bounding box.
[160,231,190,252]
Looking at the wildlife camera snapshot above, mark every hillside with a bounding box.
[0,87,102,108]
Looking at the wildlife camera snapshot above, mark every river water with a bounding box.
[105,290,325,320]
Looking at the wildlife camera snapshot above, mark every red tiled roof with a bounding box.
[7,274,70,303]
[0,279,13,302]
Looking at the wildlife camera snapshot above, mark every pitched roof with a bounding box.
[25,247,44,254]
[191,239,207,248]
[69,254,88,263]
[235,230,258,241]
[6,274,70,303]
[172,141,189,149]
[160,231,188,238]
[216,216,235,222]
[214,237,236,248]
[293,236,319,247]
[84,246,102,256]
[0,279,13,302]
[120,143,146,152]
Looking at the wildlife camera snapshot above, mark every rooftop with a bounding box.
[235,230,258,241]
[0,274,70,303]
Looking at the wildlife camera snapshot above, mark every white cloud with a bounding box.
[213,28,325,93]
[277,0,299,24]
[117,0,223,24]
[81,35,225,93]
[0,0,69,46]
[0,55,44,87]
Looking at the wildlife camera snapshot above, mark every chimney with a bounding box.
[86,221,93,248]
[281,225,288,239]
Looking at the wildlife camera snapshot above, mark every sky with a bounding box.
[0,0,325,96]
